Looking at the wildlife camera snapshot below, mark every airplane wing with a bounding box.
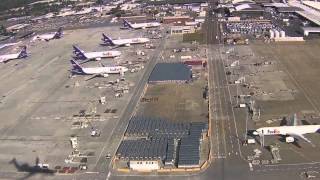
[107,45,121,50]
[78,59,92,64]
[85,74,100,81]
[85,73,109,81]
[287,133,315,147]
[20,172,36,180]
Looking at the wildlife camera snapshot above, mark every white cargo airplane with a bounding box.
[123,19,160,29]
[32,27,63,41]
[70,59,128,80]
[101,33,150,47]
[253,114,320,146]
[73,45,121,62]
[0,46,28,63]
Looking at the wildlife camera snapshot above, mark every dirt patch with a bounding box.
[136,79,208,123]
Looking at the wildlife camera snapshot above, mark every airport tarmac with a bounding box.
[0,24,165,179]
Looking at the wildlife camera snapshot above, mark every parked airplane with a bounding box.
[70,59,128,80]
[0,46,28,63]
[32,27,63,41]
[123,19,160,29]
[101,33,150,47]
[253,114,320,146]
[73,45,121,62]
[0,41,21,50]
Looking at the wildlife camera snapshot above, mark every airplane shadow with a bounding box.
[9,157,55,180]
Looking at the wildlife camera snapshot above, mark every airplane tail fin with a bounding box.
[317,128,320,133]
[101,33,114,46]
[123,19,132,28]
[18,46,28,59]
[72,45,87,60]
[54,27,63,39]
[70,59,84,73]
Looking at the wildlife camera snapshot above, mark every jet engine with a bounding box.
[285,136,294,143]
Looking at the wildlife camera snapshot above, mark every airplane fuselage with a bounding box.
[256,125,320,136]
[130,22,160,29]
[34,33,56,41]
[0,53,20,62]
[84,51,121,59]
[112,38,149,46]
[81,66,128,74]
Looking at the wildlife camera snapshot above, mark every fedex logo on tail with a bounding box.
[70,59,85,74]
[18,46,28,59]
[101,33,115,46]
[54,27,63,39]
[123,19,133,29]
[72,45,86,60]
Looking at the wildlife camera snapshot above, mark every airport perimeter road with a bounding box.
[75,36,167,180]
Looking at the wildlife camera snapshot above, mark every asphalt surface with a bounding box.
[72,34,168,180]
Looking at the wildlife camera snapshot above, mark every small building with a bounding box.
[184,60,207,69]
[129,160,161,171]
[195,17,205,23]
[162,16,192,24]
[170,25,195,34]
[148,63,192,84]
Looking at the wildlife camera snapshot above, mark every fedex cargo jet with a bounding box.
[32,27,63,41]
[73,45,121,61]
[0,46,28,63]
[70,59,128,80]
[123,19,160,29]
[253,114,320,146]
[101,33,149,47]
